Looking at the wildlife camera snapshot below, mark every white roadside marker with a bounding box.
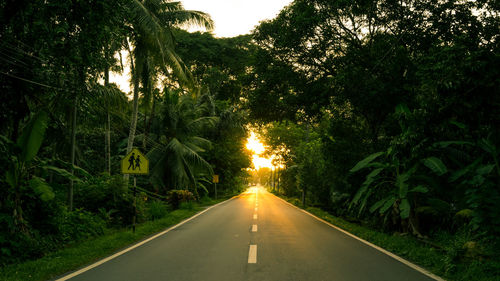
[252,224,258,232]
[248,245,257,263]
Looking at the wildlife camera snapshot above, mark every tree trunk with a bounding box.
[104,64,111,175]
[69,95,77,211]
[125,38,138,182]
[13,169,26,233]
[143,94,155,151]
[106,112,111,174]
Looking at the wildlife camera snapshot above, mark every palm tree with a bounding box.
[124,0,214,172]
[147,88,217,197]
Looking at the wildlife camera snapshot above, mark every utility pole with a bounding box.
[133,176,136,233]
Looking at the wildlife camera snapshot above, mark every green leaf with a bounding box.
[400,199,411,219]
[423,157,447,176]
[379,196,396,214]
[449,159,481,182]
[17,111,48,163]
[395,103,410,116]
[433,141,474,148]
[476,164,495,176]
[449,120,466,129]
[361,168,384,189]
[351,184,369,205]
[409,185,428,193]
[358,189,374,215]
[350,152,384,173]
[5,170,16,188]
[44,166,81,182]
[478,139,496,155]
[370,197,389,213]
[29,177,54,201]
[72,165,91,178]
[397,172,411,198]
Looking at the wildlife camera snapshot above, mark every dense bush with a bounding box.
[74,174,139,226]
[148,200,168,221]
[57,208,106,243]
[167,190,195,209]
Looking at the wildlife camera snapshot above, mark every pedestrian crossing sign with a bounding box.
[121,148,149,175]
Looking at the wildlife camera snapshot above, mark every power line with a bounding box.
[0,71,69,91]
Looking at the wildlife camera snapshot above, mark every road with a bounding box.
[57,186,441,281]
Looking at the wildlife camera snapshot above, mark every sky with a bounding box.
[181,0,293,38]
[110,0,293,94]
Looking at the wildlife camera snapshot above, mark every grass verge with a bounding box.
[0,198,229,281]
[278,195,500,281]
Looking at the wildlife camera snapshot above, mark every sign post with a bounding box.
[121,148,149,233]
[213,174,219,200]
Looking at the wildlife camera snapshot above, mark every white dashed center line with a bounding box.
[248,245,257,263]
[252,224,258,232]
[253,214,258,220]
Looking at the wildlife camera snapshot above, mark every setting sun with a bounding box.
[246,132,265,154]
[246,132,273,170]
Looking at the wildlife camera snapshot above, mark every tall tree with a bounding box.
[124,0,214,170]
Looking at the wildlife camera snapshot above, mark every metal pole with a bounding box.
[133,176,136,233]
[215,182,218,200]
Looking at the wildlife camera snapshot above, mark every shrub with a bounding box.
[0,229,55,266]
[167,190,195,209]
[57,208,106,243]
[73,174,135,226]
[148,200,168,221]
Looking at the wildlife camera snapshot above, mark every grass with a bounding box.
[0,197,230,281]
[279,195,500,281]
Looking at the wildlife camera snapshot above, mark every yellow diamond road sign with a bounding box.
[121,148,149,175]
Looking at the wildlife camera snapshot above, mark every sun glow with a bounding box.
[246,132,273,170]
[246,132,265,154]
[252,155,273,170]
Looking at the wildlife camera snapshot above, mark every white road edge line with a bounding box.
[55,197,237,281]
[248,245,257,263]
[273,195,445,281]
[252,224,258,232]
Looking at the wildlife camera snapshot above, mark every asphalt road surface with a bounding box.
[57,186,441,281]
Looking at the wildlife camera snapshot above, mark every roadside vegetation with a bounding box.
[0,0,250,275]
[249,1,500,280]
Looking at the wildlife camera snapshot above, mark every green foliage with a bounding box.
[167,190,195,209]
[57,208,106,243]
[74,174,133,227]
[148,200,168,221]
[29,177,55,202]
[0,0,251,271]
[423,157,448,176]
[16,111,48,163]
[350,152,385,173]
[148,89,216,193]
